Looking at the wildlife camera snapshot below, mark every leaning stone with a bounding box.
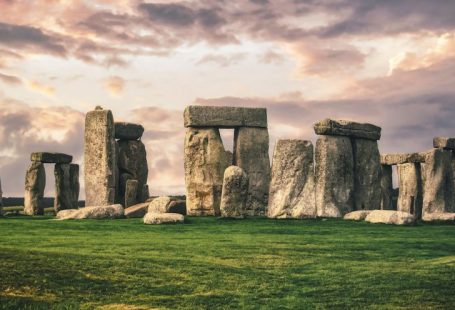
[115,122,144,140]
[143,212,184,224]
[24,161,46,215]
[184,105,267,128]
[234,127,271,216]
[125,179,138,208]
[343,210,373,221]
[184,128,229,216]
[433,137,455,150]
[31,152,72,164]
[54,163,78,212]
[423,148,454,215]
[380,165,394,210]
[220,166,249,218]
[314,118,381,140]
[422,212,455,222]
[353,139,382,210]
[84,107,117,207]
[397,163,423,219]
[315,136,354,217]
[118,140,148,203]
[268,140,316,219]
[380,153,426,165]
[124,202,149,218]
[365,210,415,225]
[56,204,124,220]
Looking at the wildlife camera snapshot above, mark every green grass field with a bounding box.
[0,216,454,309]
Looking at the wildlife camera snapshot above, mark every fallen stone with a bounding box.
[167,200,186,215]
[56,204,124,220]
[422,212,455,222]
[124,202,149,218]
[184,105,267,128]
[125,179,138,208]
[84,107,117,207]
[54,163,78,212]
[423,148,454,215]
[24,161,46,215]
[184,128,229,216]
[343,210,373,221]
[315,136,354,217]
[234,127,271,216]
[115,122,144,140]
[220,166,249,218]
[433,137,455,150]
[118,140,148,203]
[143,212,184,224]
[397,163,423,219]
[365,210,415,225]
[314,119,381,140]
[31,152,72,164]
[380,165,394,210]
[268,140,316,219]
[148,196,186,215]
[353,139,382,210]
[380,153,426,165]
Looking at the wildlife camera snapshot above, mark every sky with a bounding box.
[1,0,455,198]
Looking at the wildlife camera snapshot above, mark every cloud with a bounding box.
[0,72,22,85]
[103,76,125,97]
[196,53,246,67]
[26,80,56,97]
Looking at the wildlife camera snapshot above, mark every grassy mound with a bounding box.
[0,216,454,309]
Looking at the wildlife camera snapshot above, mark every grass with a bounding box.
[0,216,454,309]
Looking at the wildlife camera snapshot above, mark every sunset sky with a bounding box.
[1,0,455,198]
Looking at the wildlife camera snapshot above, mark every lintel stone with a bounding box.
[314,118,381,140]
[31,152,72,164]
[380,153,426,165]
[184,105,267,128]
[433,137,455,150]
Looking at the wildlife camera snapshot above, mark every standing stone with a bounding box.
[397,163,423,219]
[24,161,46,215]
[234,127,270,216]
[423,149,454,214]
[268,140,316,219]
[84,107,117,207]
[141,184,150,202]
[352,139,382,210]
[380,165,394,210]
[315,136,354,217]
[69,164,80,208]
[118,140,148,203]
[54,163,78,212]
[125,179,138,208]
[184,127,229,216]
[220,166,249,218]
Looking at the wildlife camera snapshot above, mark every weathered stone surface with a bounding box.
[24,161,46,215]
[268,140,316,219]
[380,153,426,165]
[365,210,415,225]
[315,136,354,217]
[422,212,455,222]
[234,127,271,216]
[115,122,144,140]
[118,140,148,203]
[220,166,249,218]
[433,137,455,150]
[184,128,229,216]
[31,152,72,164]
[141,184,150,202]
[148,196,187,215]
[84,107,117,207]
[353,139,382,210]
[56,204,124,220]
[54,163,79,212]
[184,105,267,128]
[125,179,138,208]
[343,210,373,221]
[380,165,394,210]
[314,119,381,140]
[143,212,184,224]
[423,149,454,215]
[225,150,233,166]
[124,202,149,218]
[397,163,423,219]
